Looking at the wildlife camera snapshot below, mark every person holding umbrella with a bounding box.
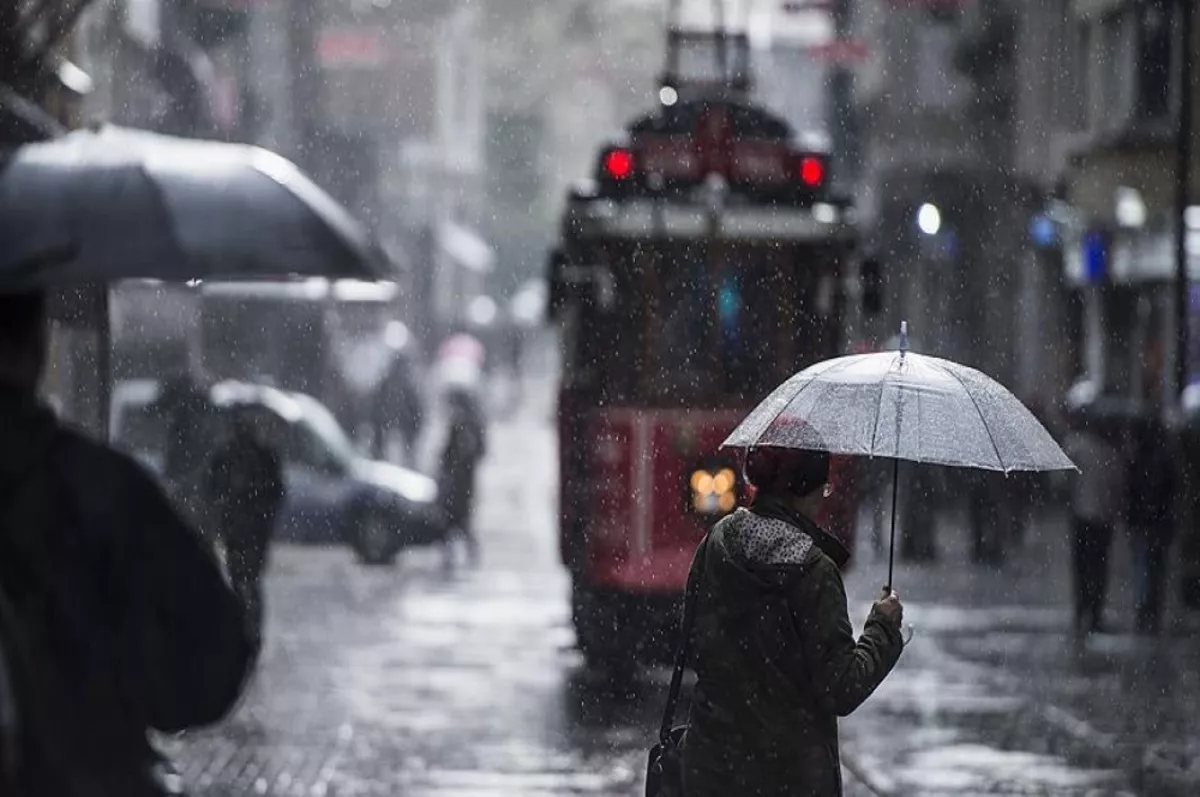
[647,324,1075,797]
[0,291,252,794]
[679,443,905,796]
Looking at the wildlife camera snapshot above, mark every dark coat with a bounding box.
[0,385,252,793]
[205,435,285,539]
[681,500,903,797]
[373,358,425,447]
[1125,418,1176,532]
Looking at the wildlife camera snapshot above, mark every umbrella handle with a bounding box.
[886,456,899,591]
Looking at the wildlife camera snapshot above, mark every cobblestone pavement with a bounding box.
[165,376,1195,796]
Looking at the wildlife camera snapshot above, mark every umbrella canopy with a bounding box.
[723,350,1076,473]
[0,124,392,287]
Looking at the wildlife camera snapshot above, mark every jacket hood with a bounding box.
[0,383,57,481]
[710,508,813,595]
[711,499,850,592]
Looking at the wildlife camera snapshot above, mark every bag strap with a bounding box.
[658,531,711,745]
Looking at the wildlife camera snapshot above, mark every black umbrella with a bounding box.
[0,124,392,287]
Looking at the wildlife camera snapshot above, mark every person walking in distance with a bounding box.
[1063,405,1126,635]
[205,410,286,655]
[0,291,251,795]
[438,388,486,569]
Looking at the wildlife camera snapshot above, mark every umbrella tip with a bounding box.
[900,321,909,357]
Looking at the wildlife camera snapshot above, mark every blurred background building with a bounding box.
[6,0,1200,577]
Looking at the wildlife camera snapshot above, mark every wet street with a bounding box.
[165,380,1196,797]
[167,391,676,797]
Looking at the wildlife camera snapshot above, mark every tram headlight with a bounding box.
[689,466,739,516]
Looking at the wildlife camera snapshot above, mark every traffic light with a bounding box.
[861,257,883,316]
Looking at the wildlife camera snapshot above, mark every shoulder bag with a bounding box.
[645,532,710,797]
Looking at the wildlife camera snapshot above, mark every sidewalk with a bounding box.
[839,511,1200,796]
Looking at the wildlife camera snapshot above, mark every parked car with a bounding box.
[111,378,446,565]
[110,378,166,473]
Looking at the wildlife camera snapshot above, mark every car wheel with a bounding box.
[350,506,400,566]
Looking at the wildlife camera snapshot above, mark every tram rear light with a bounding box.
[690,467,738,516]
[799,156,825,188]
[603,148,635,180]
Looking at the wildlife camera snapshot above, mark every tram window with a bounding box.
[655,255,711,399]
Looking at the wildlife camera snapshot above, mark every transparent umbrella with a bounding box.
[723,322,1077,588]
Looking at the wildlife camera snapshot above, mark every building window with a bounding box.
[1059,16,1088,133]
[1086,11,1137,135]
[915,22,963,110]
[1135,0,1173,123]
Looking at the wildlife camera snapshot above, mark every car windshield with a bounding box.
[288,394,360,467]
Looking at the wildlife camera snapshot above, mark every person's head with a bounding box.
[0,290,48,391]
[1064,378,1097,432]
[744,445,832,518]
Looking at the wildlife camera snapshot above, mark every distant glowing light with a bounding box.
[603,148,634,180]
[1186,205,1200,230]
[799,156,825,187]
[813,202,838,224]
[1029,213,1057,248]
[1115,186,1147,229]
[917,203,942,236]
[467,295,497,327]
[384,320,410,350]
[659,85,679,106]
[691,466,737,515]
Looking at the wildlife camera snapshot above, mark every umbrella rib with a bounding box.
[752,355,864,445]
[935,360,1006,472]
[868,351,898,456]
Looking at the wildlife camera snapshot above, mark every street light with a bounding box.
[917,203,941,236]
[1115,186,1147,229]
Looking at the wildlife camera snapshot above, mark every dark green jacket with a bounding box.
[680,501,903,797]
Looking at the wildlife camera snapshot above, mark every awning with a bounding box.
[438,221,494,273]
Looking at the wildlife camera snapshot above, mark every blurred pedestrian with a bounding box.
[373,354,424,465]
[1124,415,1177,635]
[205,410,286,655]
[967,471,1022,566]
[680,445,904,796]
[1063,409,1125,634]
[157,374,217,535]
[0,291,252,795]
[438,388,486,569]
